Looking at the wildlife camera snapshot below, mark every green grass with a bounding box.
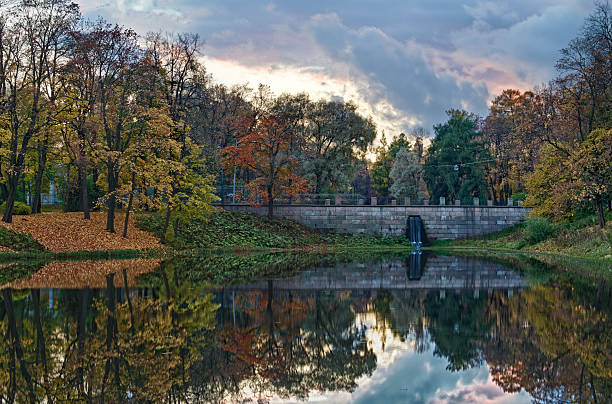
[433,212,612,261]
[0,227,46,252]
[136,209,412,250]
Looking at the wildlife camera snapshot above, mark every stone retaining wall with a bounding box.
[224,204,529,239]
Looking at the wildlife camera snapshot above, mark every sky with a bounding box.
[76,0,595,138]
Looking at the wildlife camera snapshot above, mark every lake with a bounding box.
[0,252,609,403]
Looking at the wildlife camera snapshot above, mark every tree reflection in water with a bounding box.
[0,259,608,403]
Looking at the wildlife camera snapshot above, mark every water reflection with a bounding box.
[0,255,608,403]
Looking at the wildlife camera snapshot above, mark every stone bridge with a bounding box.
[225,204,529,239]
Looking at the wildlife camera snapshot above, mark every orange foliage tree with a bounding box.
[220,114,310,218]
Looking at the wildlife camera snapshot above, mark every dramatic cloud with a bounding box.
[76,0,593,138]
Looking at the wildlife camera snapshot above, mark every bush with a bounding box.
[524,216,557,245]
[0,201,32,215]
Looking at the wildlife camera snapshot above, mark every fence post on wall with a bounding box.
[404,197,410,206]
[487,200,493,206]
[473,197,479,206]
[507,198,513,206]
[325,199,331,206]
[439,197,445,205]
[371,197,377,206]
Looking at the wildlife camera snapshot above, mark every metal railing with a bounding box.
[212,186,525,207]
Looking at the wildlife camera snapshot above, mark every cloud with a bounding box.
[75,0,594,137]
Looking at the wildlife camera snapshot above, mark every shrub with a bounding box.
[0,201,32,215]
[524,216,557,245]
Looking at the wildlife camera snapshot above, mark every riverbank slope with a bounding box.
[433,214,612,261]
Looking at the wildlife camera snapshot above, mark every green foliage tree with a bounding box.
[423,110,491,202]
[300,99,376,193]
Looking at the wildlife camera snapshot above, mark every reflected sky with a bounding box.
[267,312,532,404]
[0,253,608,403]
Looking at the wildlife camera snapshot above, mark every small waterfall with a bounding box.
[408,216,427,248]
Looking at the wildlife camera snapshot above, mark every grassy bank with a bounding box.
[136,208,412,251]
[433,213,612,261]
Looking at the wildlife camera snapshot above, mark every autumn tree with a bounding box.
[145,32,219,239]
[572,129,611,227]
[0,0,78,222]
[483,89,540,202]
[221,114,310,218]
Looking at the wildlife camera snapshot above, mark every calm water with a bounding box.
[0,253,609,403]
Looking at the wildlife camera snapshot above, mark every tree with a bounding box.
[300,100,375,193]
[351,163,374,198]
[423,110,491,202]
[221,114,310,218]
[0,0,78,222]
[370,133,393,199]
[572,129,611,228]
[483,89,539,203]
[389,147,421,200]
[146,32,221,238]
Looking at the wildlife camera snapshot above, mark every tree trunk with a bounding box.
[79,161,90,220]
[106,165,117,233]
[64,162,72,213]
[122,172,136,238]
[595,198,606,229]
[267,184,274,219]
[161,206,172,243]
[32,137,49,214]
[2,174,19,223]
